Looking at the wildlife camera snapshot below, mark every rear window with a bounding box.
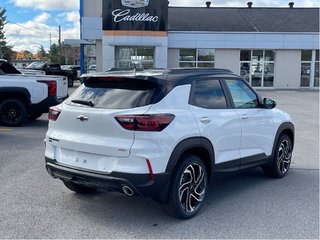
[0,61,21,74]
[67,77,163,109]
[191,79,227,109]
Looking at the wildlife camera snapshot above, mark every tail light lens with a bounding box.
[48,107,61,121]
[37,80,57,97]
[115,114,175,131]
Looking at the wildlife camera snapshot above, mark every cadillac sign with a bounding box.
[103,0,168,31]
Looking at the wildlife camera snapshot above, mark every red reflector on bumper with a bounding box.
[146,159,154,180]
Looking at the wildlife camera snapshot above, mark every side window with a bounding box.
[225,79,259,108]
[191,79,227,109]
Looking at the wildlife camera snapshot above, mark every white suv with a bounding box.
[44,68,294,219]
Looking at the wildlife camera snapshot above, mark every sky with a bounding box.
[1,0,319,53]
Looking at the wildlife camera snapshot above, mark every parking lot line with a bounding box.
[0,128,13,132]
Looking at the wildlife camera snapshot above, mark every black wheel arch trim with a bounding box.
[271,122,295,159]
[0,87,31,103]
[165,137,215,174]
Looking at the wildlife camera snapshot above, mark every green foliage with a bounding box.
[49,43,59,63]
[0,7,13,61]
[0,7,7,40]
[37,45,47,60]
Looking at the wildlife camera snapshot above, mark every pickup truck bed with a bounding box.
[0,60,68,126]
[25,62,77,87]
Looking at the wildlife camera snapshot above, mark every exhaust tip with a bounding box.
[122,185,134,196]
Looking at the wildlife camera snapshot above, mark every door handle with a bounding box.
[200,117,211,124]
[241,114,249,120]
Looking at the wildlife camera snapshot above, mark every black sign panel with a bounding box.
[103,0,168,31]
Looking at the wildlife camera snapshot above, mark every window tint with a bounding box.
[67,78,162,109]
[192,80,227,109]
[225,80,259,108]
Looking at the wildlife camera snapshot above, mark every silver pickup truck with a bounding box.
[0,60,68,126]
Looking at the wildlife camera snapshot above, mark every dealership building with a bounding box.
[79,0,319,89]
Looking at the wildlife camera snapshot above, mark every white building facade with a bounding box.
[80,0,319,89]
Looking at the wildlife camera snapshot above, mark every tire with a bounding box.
[165,154,208,219]
[68,77,74,87]
[29,113,42,121]
[0,98,28,126]
[263,134,293,178]
[63,180,97,194]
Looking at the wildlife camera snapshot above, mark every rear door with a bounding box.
[189,78,241,169]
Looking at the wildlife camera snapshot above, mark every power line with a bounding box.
[7,21,59,38]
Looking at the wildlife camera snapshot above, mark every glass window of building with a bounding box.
[315,50,319,87]
[116,47,154,69]
[240,50,276,87]
[300,50,319,87]
[179,49,215,68]
[84,44,96,73]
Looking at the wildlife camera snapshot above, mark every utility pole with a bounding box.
[58,25,62,64]
[49,33,51,48]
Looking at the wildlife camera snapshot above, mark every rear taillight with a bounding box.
[115,114,175,131]
[48,107,61,121]
[37,80,57,97]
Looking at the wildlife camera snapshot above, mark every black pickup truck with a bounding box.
[25,62,77,87]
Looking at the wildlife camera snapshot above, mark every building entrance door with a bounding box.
[115,47,154,69]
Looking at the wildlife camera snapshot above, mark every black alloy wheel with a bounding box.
[264,134,293,178]
[0,98,28,126]
[68,77,74,87]
[165,154,208,219]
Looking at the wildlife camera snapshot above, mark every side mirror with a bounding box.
[263,98,276,109]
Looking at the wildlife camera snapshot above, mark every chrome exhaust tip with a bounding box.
[122,185,134,196]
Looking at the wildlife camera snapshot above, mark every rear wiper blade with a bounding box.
[71,100,94,107]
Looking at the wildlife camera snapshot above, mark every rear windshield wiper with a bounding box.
[71,100,94,107]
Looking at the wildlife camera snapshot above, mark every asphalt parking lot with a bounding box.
[0,88,319,239]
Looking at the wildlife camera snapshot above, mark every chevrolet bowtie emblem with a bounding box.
[77,115,89,121]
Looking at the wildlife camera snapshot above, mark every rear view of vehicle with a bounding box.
[45,69,294,219]
[45,73,178,198]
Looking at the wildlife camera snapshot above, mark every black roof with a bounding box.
[168,7,319,32]
[83,68,238,86]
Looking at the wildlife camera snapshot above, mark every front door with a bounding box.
[224,79,276,167]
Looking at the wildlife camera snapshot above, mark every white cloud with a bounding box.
[11,0,79,10]
[34,12,50,23]
[5,11,80,53]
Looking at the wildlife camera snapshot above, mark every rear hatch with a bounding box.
[48,75,166,159]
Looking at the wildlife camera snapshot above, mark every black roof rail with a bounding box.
[168,67,232,75]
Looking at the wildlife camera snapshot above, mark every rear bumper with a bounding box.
[45,158,170,202]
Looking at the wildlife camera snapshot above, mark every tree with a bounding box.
[62,43,79,65]
[23,50,33,59]
[37,45,47,60]
[0,7,14,61]
[49,43,59,63]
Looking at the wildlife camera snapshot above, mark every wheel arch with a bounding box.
[272,122,295,157]
[165,137,215,181]
[0,87,31,106]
